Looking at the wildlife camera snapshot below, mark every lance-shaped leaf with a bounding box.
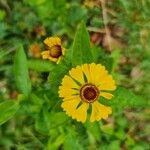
[28,59,55,72]
[13,45,31,96]
[0,100,19,125]
[72,22,93,66]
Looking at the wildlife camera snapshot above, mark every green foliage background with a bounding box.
[0,0,150,150]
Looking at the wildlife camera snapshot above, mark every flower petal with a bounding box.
[56,57,62,64]
[41,50,50,59]
[93,64,108,85]
[89,63,97,84]
[59,86,78,98]
[81,64,91,83]
[90,101,112,122]
[44,37,61,48]
[48,55,58,62]
[61,97,81,117]
[98,82,116,91]
[98,75,116,91]
[74,102,89,123]
[69,66,84,84]
[100,92,113,100]
[62,47,66,55]
[61,75,79,89]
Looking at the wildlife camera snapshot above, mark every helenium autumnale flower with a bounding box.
[41,37,65,64]
[59,63,116,123]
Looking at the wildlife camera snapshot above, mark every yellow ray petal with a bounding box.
[89,63,97,84]
[44,37,61,48]
[61,97,81,117]
[62,48,66,55]
[56,57,62,64]
[99,75,115,85]
[61,75,79,89]
[41,50,50,59]
[81,64,91,83]
[62,95,80,101]
[90,101,112,122]
[100,92,113,100]
[59,86,78,98]
[48,55,58,62]
[97,74,116,91]
[93,64,108,85]
[73,102,89,123]
[69,66,84,84]
[98,82,116,91]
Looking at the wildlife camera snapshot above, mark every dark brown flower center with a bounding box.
[80,84,99,103]
[49,45,62,58]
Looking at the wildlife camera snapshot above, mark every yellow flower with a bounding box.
[41,37,65,64]
[59,63,116,123]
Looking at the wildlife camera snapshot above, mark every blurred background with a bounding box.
[0,0,150,149]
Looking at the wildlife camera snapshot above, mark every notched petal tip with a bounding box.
[90,101,112,122]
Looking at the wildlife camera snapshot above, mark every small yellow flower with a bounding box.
[59,63,116,123]
[41,37,65,64]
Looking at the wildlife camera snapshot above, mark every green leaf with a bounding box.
[13,45,31,96]
[91,45,102,62]
[0,100,19,125]
[110,50,121,73]
[28,59,55,72]
[48,134,65,150]
[29,93,44,106]
[24,0,46,6]
[49,112,68,129]
[35,111,68,135]
[22,93,44,114]
[35,108,50,135]
[66,3,87,26]
[72,22,93,66]
[91,45,114,72]
[107,140,120,150]
[97,55,114,73]
[109,87,147,108]
[0,22,7,39]
[0,10,6,21]
[63,132,82,150]
[48,59,72,93]
[84,122,101,141]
